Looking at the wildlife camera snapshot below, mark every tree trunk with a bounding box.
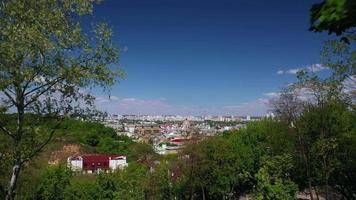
[307,166,314,200]
[5,164,21,200]
[298,134,314,200]
[323,156,330,200]
[6,86,25,200]
[325,178,329,200]
[314,186,320,200]
[201,186,206,200]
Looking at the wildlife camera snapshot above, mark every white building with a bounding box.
[67,154,128,173]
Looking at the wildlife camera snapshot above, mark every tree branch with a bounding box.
[24,77,61,97]
[0,124,14,139]
[22,49,46,95]
[20,122,61,165]
[2,90,17,106]
[24,78,63,108]
[5,87,16,95]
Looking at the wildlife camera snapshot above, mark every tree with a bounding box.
[310,0,356,37]
[35,165,71,200]
[130,142,157,167]
[96,173,120,200]
[309,0,355,102]
[329,112,356,199]
[174,120,294,199]
[254,154,298,200]
[113,162,149,200]
[269,88,304,125]
[269,88,319,199]
[179,138,240,199]
[309,2,355,196]
[85,132,100,147]
[271,31,355,200]
[269,3,356,197]
[146,161,176,200]
[255,173,296,200]
[297,101,356,199]
[0,1,123,199]
[320,38,355,109]
[63,179,101,200]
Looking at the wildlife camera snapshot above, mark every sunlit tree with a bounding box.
[0,1,123,199]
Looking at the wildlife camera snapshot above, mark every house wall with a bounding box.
[68,159,83,171]
[109,157,128,170]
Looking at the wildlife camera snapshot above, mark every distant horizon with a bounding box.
[107,113,269,118]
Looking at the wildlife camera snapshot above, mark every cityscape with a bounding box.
[101,114,264,155]
[0,0,355,200]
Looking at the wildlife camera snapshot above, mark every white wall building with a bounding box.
[67,154,128,173]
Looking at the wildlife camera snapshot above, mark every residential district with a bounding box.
[102,114,267,155]
[67,114,270,173]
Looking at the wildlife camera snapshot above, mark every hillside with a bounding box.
[0,117,145,198]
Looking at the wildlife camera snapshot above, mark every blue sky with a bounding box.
[92,0,329,116]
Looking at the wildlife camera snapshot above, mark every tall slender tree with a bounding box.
[0,1,123,199]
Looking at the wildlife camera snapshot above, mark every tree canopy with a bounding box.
[310,0,356,36]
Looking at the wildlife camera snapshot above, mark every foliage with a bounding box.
[130,142,157,166]
[146,161,176,200]
[173,120,295,199]
[112,162,149,200]
[300,102,356,199]
[0,0,123,199]
[96,173,120,200]
[32,161,150,200]
[35,165,71,200]
[254,154,298,200]
[0,0,355,199]
[63,178,101,200]
[0,116,139,199]
[266,4,356,198]
[310,0,356,36]
[8,114,354,199]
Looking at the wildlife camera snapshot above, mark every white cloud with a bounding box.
[277,70,284,75]
[1,92,277,116]
[94,96,173,115]
[110,95,119,101]
[277,64,328,75]
[95,96,110,103]
[286,68,303,74]
[263,92,281,98]
[307,63,328,72]
[341,76,356,99]
[93,95,272,116]
[95,88,335,116]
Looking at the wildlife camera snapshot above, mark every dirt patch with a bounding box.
[48,144,82,165]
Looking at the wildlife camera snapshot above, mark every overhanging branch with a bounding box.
[24,77,62,97]
[24,78,63,108]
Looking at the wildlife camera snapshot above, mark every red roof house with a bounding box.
[68,154,127,173]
